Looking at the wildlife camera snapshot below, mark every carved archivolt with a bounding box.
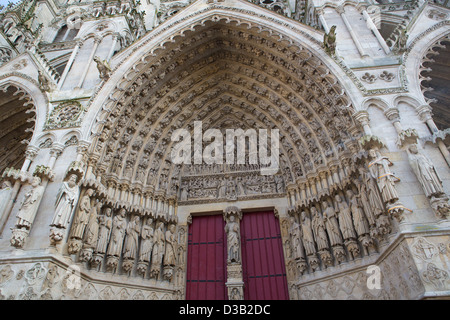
[86,20,359,211]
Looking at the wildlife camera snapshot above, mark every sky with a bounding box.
[0,0,22,7]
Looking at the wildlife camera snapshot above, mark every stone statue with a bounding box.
[150,221,166,278]
[226,177,236,199]
[289,216,304,260]
[321,200,343,247]
[230,287,242,300]
[123,215,140,259]
[300,211,315,255]
[324,25,337,55]
[225,214,240,264]
[275,175,284,193]
[83,202,102,249]
[107,208,127,257]
[311,207,329,251]
[368,149,399,204]
[95,207,112,254]
[236,177,246,195]
[0,180,12,219]
[164,223,176,266]
[163,223,177,280]
[180,184,188,201]
[69,188,94,240]
[93,56,111,80]
[334,194,356,241]
[407,144,445,198]
[51,174,80,230]
[218,178,227,198]
[15,177,45,229]
[347,190,370,238]
[139,217,154,262]
[359,167,391,237]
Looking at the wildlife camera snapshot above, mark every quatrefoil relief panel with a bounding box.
[44,100,85,130]
[379,71,395,82]
[361,72,377,83]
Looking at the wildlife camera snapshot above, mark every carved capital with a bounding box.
[336,6,345,15]
[384,108,400,123]
[93,36,103,44]
[316,7,324,16]
[353,110,370,128]
[50,143,65,159]
[77,140,90,154]
[417,105,433,122]
[25,145,39,160]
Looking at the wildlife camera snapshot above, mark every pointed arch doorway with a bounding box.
[185,210,289,300]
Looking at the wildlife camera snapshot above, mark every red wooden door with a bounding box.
[240,211,289,300]
[186,214,227,300]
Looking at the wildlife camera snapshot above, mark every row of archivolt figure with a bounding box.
[286,185,393,276]
[65,190,180,281]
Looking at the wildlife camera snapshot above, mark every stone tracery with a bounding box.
[89,21,358,201]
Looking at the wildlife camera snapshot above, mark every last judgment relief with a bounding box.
[0,0,449,301]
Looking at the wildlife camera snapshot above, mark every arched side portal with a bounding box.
[63,11,400,300]
[0,83,37,174]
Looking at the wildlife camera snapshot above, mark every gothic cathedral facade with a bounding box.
[0,0,449,300]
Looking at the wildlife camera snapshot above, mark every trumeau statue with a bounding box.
[407,144,445,198]
[51,174,80,230]
[225,214,240,264]
[15,176,44,229]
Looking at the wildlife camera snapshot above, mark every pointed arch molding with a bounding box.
[81,3,365,208]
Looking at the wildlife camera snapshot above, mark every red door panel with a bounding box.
[186,214,227,300]
[240,211,289,300]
